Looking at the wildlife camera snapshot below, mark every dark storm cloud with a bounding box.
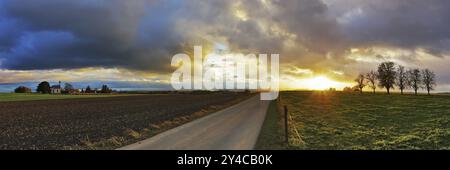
[0,0,450,72]
[0,0,345,71]
[0,0,184,71]
[334,0,450,56]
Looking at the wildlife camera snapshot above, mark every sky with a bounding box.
[1,0,450,92]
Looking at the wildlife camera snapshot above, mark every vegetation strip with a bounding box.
[0,93,135,102]
[255,101,288,150]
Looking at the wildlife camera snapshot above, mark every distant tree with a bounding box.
[407,68,422,95]
[396,65,407,95]
[101,85,112,93]
[366,71,377,94]
[85,86,92,93]
[64,83,74,91]
[352,85,361,92]
[422,69,436,95]
[37,81,51,94]
[354,74,366,94]
[377,62,396,94]
[15,86,32,93]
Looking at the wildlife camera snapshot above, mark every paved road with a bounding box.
[118,95,270,150]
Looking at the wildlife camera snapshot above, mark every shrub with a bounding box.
[15,86,32,93]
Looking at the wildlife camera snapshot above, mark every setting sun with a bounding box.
[284,75,350,91]
[305,76,340,90]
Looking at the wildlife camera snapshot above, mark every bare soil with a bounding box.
[0,92,250,149]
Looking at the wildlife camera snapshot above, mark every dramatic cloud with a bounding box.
[0,0,344,71]
[328,0,450,56]
[0,0,181,71]
[0,0,449,91]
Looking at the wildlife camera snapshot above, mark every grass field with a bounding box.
[0,93,133,102]
[260,91,450,150]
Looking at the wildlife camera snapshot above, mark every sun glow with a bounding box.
[285,75,350,91]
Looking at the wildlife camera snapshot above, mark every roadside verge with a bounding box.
[255,100,288,149]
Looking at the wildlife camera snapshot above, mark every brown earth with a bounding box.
[0,92,251,150]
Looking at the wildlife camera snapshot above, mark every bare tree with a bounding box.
[354,74,366,94]
[422,69,436,95]
[366,71,377,94]
[377,62,396,94]
[64,83,74,91]
[407,68,422,95]
[396,65,407,95]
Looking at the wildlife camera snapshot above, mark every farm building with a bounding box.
[51,85,61,94]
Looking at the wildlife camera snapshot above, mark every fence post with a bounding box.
[284,105,289,144]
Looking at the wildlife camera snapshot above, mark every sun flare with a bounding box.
[306,76,339,90]
[286,75,349,91]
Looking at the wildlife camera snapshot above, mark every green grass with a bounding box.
[258,91,450,150]
[0,93,133,102]
[255,101,288,149]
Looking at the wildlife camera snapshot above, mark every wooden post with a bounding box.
[284,105,289,144]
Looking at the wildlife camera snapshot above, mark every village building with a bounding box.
[50,85,61,94]
[66,89,81,94]
[51,81,62,94]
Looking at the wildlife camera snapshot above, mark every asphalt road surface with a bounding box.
[118,95,270,150]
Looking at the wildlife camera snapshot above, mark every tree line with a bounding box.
[353,61,436,95]
[14,81,113,94]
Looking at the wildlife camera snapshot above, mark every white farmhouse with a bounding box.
[51,81,62,94]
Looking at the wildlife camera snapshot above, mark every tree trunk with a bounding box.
[427,88,430,95]
[373,89,375,94]
[387,88,390,94]
[360,88,363,94]
[400,89,403,95]
[415,89,417,95]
